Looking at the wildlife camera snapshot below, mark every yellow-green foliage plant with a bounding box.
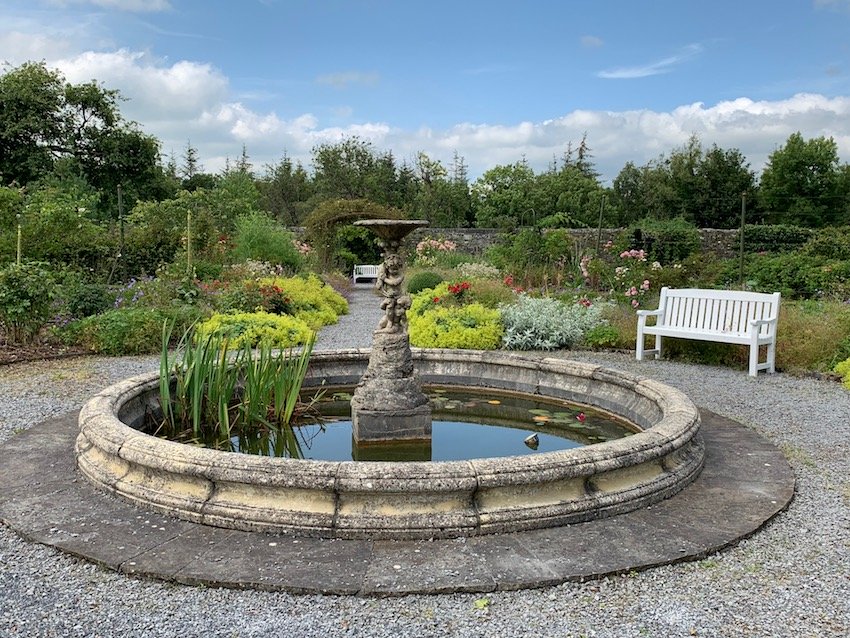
[258,273,348,329]
[196,311,313,349]
[408,284,503,349]
[835,358,850,390]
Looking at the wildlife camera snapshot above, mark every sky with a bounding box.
[2,0,850,183]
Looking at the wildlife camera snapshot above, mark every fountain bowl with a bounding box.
[76,349,703,540]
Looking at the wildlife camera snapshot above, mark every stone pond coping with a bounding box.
[75,350,704,540]
[0,409,794,595]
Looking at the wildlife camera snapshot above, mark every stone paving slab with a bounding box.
[0,409,794,595]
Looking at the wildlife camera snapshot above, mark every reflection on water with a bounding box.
[199,387,635,462]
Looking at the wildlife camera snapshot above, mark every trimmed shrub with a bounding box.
[407,271,444,294]
[214,273,348,329]
[500,295,606,350]
[0,261,58,344]
[65,281,112,319]
[195,311,313,349]
[408,303,503,349]
[740,224,813,253]
[62,306,201,355]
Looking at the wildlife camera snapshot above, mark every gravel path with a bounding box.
[1,289,848,637]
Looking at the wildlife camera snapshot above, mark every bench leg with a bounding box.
[766,340,776,374]
[636,330,645,361]
[654,335,662,360]
[748,342,759,377]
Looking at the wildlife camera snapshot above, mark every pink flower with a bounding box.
[631,299,640,308]
[576,412,586,423]
[641,280,650,290]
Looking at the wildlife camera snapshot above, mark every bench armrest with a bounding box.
[636,308,663,329]
[749,316,777,326]
[749,315,779,338]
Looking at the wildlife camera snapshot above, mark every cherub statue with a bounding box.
[376,253,406,332]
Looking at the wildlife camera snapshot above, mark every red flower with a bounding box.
[433,296,441,303]
[503,275,514,287]
[576,412,586,423]
[579,298,592,308]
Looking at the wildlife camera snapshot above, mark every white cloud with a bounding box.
[0,30,79,62]
[598,44,703,79]
[56,50,228,119]
[363,93,850,183]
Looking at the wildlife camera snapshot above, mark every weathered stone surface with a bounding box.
[72,351,706,539]
[0,409,792,594]
[351,331,429,410]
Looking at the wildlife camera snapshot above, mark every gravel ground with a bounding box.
[1,288,848,637]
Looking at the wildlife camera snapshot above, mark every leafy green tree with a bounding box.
[472,161,537,227]
[759,132,845,227]
[612,137,755,228]
[535,164,611,228]
[412,152,475,227]
[0,62,65,185]
[312,136,394,204]
[0,61,173,217]
[694,145,755,228]
[258,153,313,225]
[180,140,217,191]
[611,161,647,225]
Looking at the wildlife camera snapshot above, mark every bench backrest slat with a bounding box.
[658,287,779,336]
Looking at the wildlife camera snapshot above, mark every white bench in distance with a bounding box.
[352,264,379,284]
[636,287,781,377]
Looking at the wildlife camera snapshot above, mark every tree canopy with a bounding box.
[759,132,847,227]
[0,61,173,217]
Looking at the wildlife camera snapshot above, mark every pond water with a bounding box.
[204,387,637,462]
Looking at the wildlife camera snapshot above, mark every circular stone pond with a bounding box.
[75,349,704,540]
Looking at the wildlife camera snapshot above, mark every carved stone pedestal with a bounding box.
[351,330,431,443]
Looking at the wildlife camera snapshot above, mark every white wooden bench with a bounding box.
[636,287,781,377]
[352,264,379,284]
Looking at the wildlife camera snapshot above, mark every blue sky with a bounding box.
[2,0,850,182]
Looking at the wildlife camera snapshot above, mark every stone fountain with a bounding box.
[350,219,431,446]
[74,217,707,539]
